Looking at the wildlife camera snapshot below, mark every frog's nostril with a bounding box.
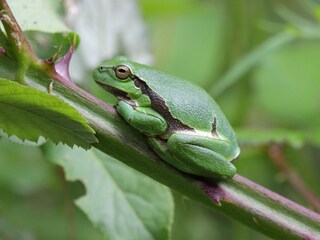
[98,66,114,72]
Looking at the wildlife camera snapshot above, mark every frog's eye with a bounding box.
[115,65,131,80]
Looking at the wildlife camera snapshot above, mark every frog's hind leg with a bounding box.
[165,133,237,179]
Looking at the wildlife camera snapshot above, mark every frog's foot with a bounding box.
[116,100,167,136]
[165,133,237,179]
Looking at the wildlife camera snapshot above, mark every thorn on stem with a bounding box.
[48,81,54,94]
[53,41,76,84]
[10,32,21,50]
[268,144,320,213]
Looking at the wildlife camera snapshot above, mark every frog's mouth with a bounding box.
[95,81,129,100]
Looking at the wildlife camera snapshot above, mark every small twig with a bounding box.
[0,0,37,83]
[268,144,320,213]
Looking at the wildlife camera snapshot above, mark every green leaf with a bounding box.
[236,128,305,148]
[0,128,47,146]
[47,144,174,240]
[0,139,103,239]
[0,79,97,149]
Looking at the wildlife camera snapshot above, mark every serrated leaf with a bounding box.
[0,128,47,146]
[0,79,97,149]
[236,128,305,148]
[47,144,174,240]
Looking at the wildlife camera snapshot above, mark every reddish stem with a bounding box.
[268,144,320,213]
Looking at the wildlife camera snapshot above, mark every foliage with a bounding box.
[0,79,96,148]
[46,144,174,240]
[0,0,320,240]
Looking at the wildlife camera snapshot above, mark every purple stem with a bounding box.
[201,174,320,239]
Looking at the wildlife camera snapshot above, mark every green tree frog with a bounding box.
[93,56,240,179]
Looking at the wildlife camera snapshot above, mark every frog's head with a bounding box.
[93,56,142,99]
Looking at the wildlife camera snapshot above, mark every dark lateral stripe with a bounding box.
[130,75,194,137]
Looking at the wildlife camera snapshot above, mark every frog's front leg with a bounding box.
[116,100,167,136]
[164,133,236,179]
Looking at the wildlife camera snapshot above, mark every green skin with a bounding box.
[93,56,240,179]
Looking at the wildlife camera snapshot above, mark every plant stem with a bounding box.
[268,144,320,213]
[0,59,317,239]
[207,175,320,239]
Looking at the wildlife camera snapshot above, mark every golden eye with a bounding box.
[115,65,131,80]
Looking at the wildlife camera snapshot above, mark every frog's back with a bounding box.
[135,64,232,137]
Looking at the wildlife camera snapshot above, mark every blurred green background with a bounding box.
[1,0,320,239]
